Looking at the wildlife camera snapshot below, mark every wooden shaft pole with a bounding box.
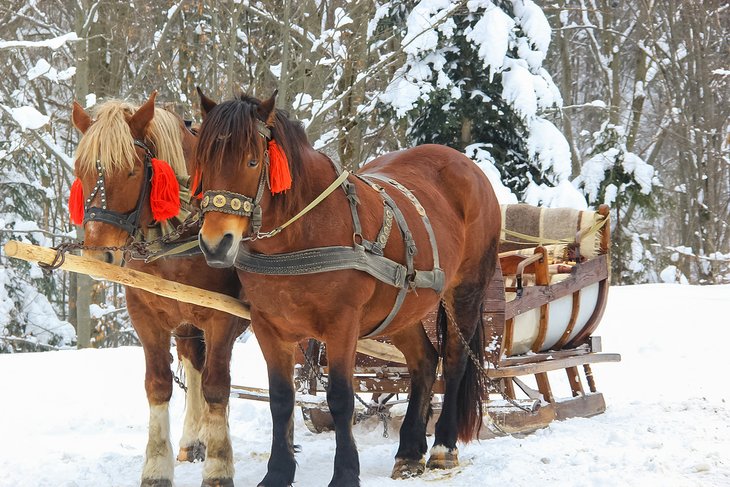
[2,241,406,363]
[3,240,252,320]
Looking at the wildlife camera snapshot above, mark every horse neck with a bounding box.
[253,148,338,252]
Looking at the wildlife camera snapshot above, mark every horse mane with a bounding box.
[75,99,188,177]
[195,94,311,214]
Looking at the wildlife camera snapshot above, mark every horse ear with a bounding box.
[72,101,92,134]
[197,87,217,119]
[258,90,278,126]
[129,91,157,139]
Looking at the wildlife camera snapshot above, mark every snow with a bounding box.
[6,105,50,131]
[466,4,514,74]
[2,284,729,486]
[0,32,78,50]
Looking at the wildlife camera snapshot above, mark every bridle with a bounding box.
[82,139,154,238]
[199,120,270,236]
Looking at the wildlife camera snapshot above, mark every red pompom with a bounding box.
[268,139,291,194]
[69,178,85,226]
[150,158,180,221]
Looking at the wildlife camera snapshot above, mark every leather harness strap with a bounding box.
[234,166,445,338]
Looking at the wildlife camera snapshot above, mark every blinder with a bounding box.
[82,139,154,237]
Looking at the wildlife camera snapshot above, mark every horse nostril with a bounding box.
[104,251,114,264]
[220,232,234,249]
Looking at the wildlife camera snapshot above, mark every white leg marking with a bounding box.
[201,403,234,480]
[142,403,174,481]
[179,358,205,449]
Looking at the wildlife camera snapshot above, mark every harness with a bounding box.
[83,139,201,261]
[83,139,153,237]
[199,121,444,337]
[234,170,444,338]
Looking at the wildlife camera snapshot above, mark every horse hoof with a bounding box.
[201,478,234,487]
[141,479,172,487]
[426,446,459,470]
[178,441,206,462]
[391,457,426,479]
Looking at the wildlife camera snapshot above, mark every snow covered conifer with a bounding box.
[380,0,574,201]
[575,121,659,283]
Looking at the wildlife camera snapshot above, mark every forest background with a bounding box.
[0,0,727,351]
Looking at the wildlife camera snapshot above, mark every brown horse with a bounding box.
[194,90,501,487]
[71,93,246,487]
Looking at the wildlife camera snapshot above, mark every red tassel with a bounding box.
[69,178,85,225]
[150,158,180,221]
[268,139,292,194]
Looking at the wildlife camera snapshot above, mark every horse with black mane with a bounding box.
[71,93,246,487]
[193,89,501,487]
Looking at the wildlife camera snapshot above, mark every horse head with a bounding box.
[194,88,284,268]
[70,92,190,265]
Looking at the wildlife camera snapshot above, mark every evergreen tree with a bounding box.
[575,121,659,283]
[380,0,572,200]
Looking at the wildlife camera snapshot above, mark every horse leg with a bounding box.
[200,318,239,487]
[325,331,360,487]
[175,325,207,463]
[389,322,438,479]
[135,324,175,487]
[254,323,297,487]
[427,285,486,470]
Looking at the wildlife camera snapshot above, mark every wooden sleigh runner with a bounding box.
[231,203,620,437]
[4,202,620,439]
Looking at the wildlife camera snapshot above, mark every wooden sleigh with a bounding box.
[231,203,620,437]
[4,203,619,438]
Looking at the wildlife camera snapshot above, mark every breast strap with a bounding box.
[234,168,444,338]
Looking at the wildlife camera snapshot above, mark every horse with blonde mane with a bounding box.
[71,93,246,487]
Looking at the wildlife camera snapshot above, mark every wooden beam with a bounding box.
[4,241,400,361]
[4,240,252,319]
[535,372,554,403]
[487,353,621,378]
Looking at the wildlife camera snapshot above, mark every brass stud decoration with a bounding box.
[213,194,227,208]
[202,195,210,208]
[230,198,242,211]
[242,200,253,213]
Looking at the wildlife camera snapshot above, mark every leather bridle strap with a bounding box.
[82,139,153,238]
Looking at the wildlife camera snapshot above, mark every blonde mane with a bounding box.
[75,99,188,177]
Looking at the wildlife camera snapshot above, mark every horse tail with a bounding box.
[457,303,486,442]
[436,300,487,443]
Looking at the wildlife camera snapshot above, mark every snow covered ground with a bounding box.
[1,284,728,486]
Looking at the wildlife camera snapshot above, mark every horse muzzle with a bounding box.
[198,232,239,268]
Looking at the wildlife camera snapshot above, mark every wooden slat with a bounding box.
[553,290,581,349]
[487,353,621,378]
[565,366,584,397]
[566,278,610,348]
[499,344,592,366]
[535,372,554,403]
[505,255,608,319]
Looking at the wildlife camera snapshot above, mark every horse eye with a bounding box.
[248,159,259,167]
